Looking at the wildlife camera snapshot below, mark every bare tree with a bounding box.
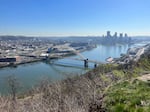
[7,75,20,101]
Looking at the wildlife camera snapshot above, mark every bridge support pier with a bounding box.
[84,59,88,68]
[94,63,97,68]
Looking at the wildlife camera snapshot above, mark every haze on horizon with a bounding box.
[0,0,150,37]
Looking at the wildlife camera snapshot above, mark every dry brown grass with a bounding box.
[0,74,107,112]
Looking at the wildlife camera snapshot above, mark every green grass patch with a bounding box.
[104,80,150,112]
[112,70,125,79]
[100,74,111,83]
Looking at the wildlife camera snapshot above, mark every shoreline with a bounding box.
[0,45,96,69]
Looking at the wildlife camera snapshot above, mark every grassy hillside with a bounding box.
[103,52,150,112]
[104,79,150,112]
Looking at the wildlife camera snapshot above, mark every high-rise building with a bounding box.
[120,33,123,38]
[113,32,117,37]
[107,31,111,37]
[124,33,128,37]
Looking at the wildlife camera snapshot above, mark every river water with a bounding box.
[0,42,149,94]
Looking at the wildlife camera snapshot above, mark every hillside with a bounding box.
[104,76,150,112]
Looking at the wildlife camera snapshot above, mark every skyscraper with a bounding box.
[125,33,128,37]
[107,31,111,37]
[113,32,117,37]
[120,33,123,38]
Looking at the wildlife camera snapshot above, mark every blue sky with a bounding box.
[0,0,150,36]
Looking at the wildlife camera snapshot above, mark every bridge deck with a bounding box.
[68,57,103,65]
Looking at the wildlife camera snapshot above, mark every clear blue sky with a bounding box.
[0,0,150,36]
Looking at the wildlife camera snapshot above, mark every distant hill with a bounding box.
[132,36,150,40]
[0,36,35,41]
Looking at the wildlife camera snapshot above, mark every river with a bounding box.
[0,42,149,94]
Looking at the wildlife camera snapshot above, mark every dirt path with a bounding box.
[137,74,150,82]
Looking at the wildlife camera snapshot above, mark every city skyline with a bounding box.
[0,0,150,37]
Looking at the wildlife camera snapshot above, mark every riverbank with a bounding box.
[0,44,96,68]
[0,58,41,68]
[113,43,150,64]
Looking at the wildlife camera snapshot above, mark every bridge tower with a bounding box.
[84,59,88,68]
[94,63,98,68]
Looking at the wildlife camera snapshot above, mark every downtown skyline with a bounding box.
[0,0,150,37]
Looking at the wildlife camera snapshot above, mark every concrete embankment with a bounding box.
[0,59,42,68]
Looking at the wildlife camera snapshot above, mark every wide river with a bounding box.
[0,42,149,94]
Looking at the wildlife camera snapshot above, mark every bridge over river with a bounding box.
[48,46,103,68]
